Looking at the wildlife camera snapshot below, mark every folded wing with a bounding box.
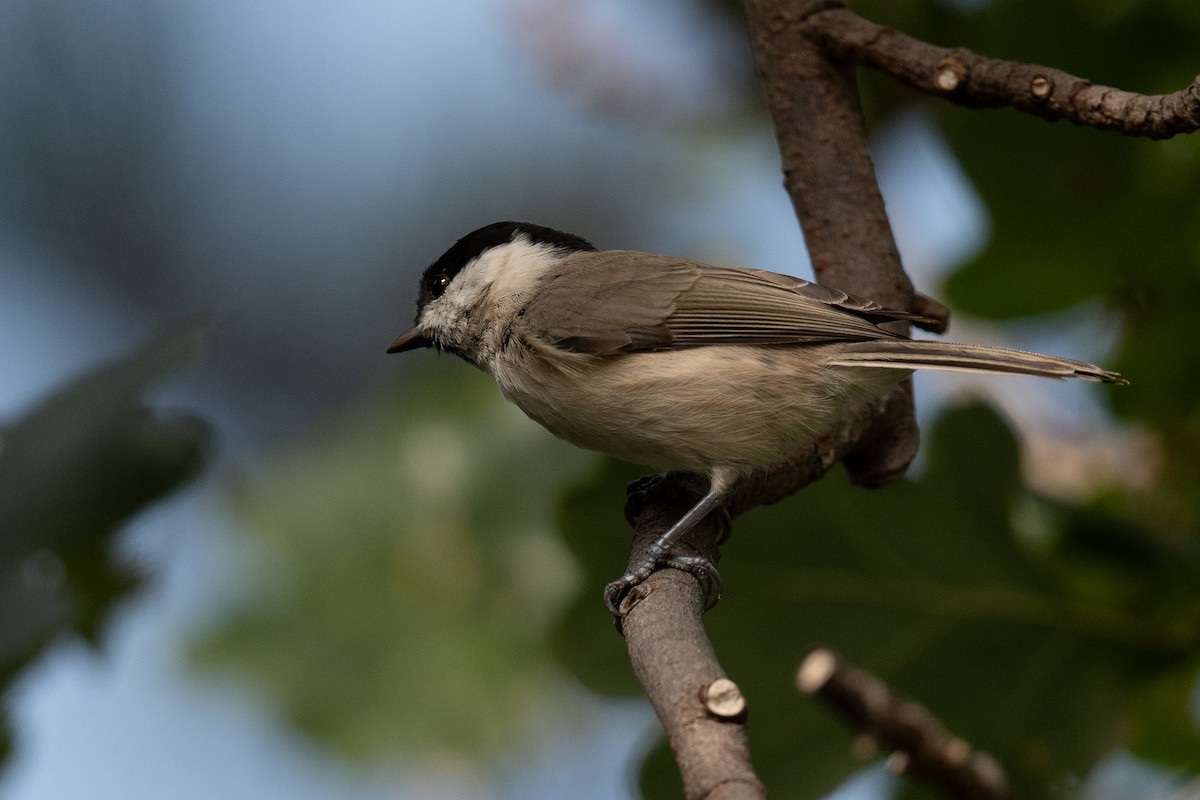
[519,251,932,355]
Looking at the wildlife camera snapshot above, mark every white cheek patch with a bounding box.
[418,235,564,344]
[463,236,563,301]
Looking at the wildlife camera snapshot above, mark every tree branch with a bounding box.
[806,5,1200,140]
[613,2,929,795]
[620,478,766,800]
[741,0,924,490]
[742,0,914,305]
[798,650,1014,800]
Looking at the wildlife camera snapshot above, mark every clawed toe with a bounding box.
[603,554,722,617]
[663,554,722,609]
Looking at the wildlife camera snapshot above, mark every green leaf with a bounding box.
[194,361,595,766]
[0,325,209,560]
[1127,667,1200,772]
[550,457,654,698]
[0,326,209,765]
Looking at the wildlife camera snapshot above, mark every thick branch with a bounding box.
[742,0,923,489]
[798,650,1014,800]
[743,0,914,305]
[807,6,1200,140]
[619,480,766,800]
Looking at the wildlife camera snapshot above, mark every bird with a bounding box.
[387,221,1125,613]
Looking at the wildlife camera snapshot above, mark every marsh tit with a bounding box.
[388,221,1124,613]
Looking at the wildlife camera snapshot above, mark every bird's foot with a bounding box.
[604,553,722,617]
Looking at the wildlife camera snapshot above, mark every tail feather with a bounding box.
[828,340,1126,384]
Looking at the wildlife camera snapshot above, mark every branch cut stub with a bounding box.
[701,677,749,720]
[935,57,967,92]
[797,648,838,693]
[1030,74,1054,99]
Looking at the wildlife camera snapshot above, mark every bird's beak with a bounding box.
[386,327,432,353]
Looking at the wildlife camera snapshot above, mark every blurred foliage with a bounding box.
[555,406,1200,800]
[0,328,209,764]
[188,0,1200,797]
[194,361,594,766]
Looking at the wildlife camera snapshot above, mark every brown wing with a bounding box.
[520,250,931,355]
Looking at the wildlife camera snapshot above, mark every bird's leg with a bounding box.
[604,486,726,615]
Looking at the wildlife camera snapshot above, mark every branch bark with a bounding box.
[620,482,766,800]
[741,0,923,491]
[798,650,1014,800]
[806,6,1200,140]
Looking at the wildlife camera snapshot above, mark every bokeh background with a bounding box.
[1,1,1198,798]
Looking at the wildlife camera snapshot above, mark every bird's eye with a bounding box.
[429,272,451,298]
